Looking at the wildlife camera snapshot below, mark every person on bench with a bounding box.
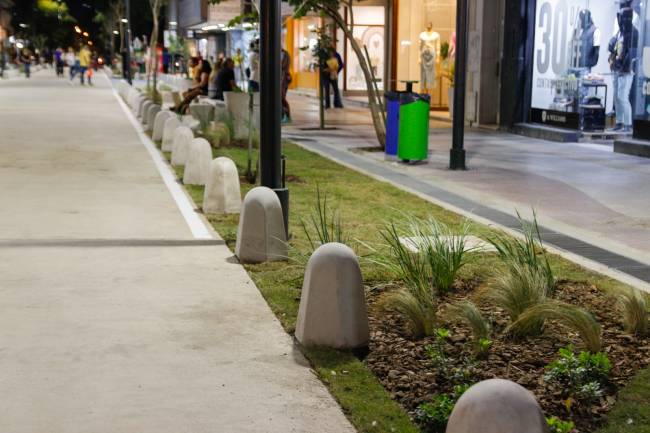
[174,57,212,113]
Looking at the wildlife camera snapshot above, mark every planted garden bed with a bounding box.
[152,135,650,433]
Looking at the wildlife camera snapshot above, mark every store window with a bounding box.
[633,1,650,138]
[530,0,639,133]
[395,0,456,107]
[294,17,320,74]
[344,6,386,91]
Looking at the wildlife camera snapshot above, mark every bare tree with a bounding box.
[148,0,168,98]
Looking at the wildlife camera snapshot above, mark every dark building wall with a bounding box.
[178,0,208,28]
[499,0,536,128]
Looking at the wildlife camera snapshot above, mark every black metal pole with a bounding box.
[450,0,467,170]
[260,0,289,235]
[124,0,132,85]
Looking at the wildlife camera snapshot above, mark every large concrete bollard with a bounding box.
[153,111,174,142]
[295,243,369,349]
[145,104,161,131]
[235,186,287,263]
[183,138,212,185]
[446,379,549,433]
[127,88,139,107]
[162,116,182,151]
[171,126,194,167]
[203,157,241,214]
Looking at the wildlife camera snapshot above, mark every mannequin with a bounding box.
[575,9,600,69]
[419,23,440,92]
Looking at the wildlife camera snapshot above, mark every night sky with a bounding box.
[11,0,155,53]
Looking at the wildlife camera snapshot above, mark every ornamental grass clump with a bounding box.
[446,301,491,356]
[417,218,472,294]
[613,287,649,336]
[300,186,348,251]
[378,216,473,338]
[486,261,550,335]
[510,300,602,352]
[488,210,555,293]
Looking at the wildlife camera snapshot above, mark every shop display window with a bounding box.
[344,6,385,91]
[394,0,456,107]
[294,17,321,74]
[530,0,640,133]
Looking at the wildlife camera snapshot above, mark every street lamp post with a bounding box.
[260,0,289,235]
[450,0,468,170]
[123,0,132,85]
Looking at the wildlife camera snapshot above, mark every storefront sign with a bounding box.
[531,108,580,129]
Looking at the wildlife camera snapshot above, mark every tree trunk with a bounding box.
[152,14,159,98]
[326,9,386,147]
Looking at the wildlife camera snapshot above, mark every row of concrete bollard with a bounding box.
[117,80,550,433]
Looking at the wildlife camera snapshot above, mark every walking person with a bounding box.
[281,48,292,123]
[20,48,32,79]
[67,47,79,82]
[54,47,64,77]
[78,44,91,85]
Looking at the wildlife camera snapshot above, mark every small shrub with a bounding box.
[613,288,649,336]
[486,261,550,335]
[488,210,554,293]
[546,416,576,433]
[300,186,348,250]
[416,384,470,433]
[545,346,611,404]
[446,301,491,356]
[510,300,602,352]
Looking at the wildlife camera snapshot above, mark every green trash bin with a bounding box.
[397,93,430,162]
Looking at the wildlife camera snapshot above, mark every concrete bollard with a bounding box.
[446,379,549,433]
[139,100,153,120]
[235,186,287,263]
[145,104,161,131]
[183,138,212,185]
[171,126,194,167]
[133,94,145,113]
[203,157,241,214]
[295,243,369,349]
[162,116,182,151]
[153,111,174,142]
[127,88,139,107]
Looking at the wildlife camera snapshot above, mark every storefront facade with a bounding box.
[501,0,648,142]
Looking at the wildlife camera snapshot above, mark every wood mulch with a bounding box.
[364,279,650,432]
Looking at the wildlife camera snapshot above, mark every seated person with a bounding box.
[175,57,212,113]
[214,58,239,100]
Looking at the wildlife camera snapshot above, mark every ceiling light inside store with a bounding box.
[169,21,177,25]
[121,18,128,23]
[113,30,119,35]
[242,22,253,29]
[202,25,220,31]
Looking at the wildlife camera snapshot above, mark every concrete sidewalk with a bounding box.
[0,71,355,432]
[285,94,650,289]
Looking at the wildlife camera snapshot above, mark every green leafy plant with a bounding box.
[300,186,348,251]
[546,416,576,433]
[416,384,470,433]
[488,210,555,293]
[613,288,649,336]
[446,301,491,356]
[545,346,611,404]
[426,328,451,370]
[510,300,602,352]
